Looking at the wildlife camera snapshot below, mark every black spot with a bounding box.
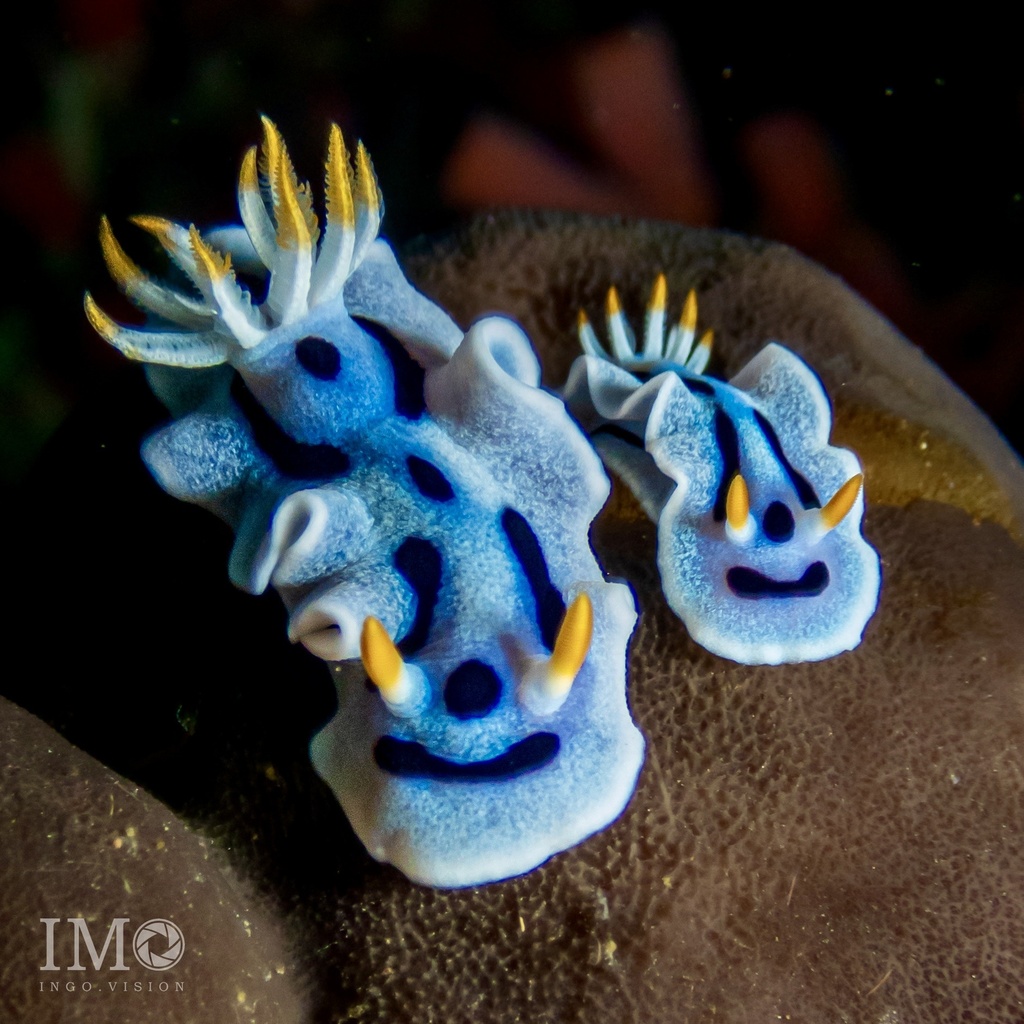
[393,537,442,655]
[500,508,565,651]
[762,501,795,543]
[753,410,820,509]
[590,423,644,449]
[726,561,829,599]
[295,336,342,380]
[353,316,426,419]
[682,377,715,397]
[712,408,741,522]
[407,455,454,502]
[231,375,350,479]
[443,660,501,719]
[374,732,560,781]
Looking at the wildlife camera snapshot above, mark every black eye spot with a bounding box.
[295,336,342,380]
[763,501,795,543]
[407,456,454,502]
[443,660,502,719]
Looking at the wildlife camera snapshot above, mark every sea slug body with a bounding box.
[562,277,881,665]
[86,119,644,887]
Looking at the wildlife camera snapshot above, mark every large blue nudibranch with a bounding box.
[562,277,881,665]
[85,119,644,887]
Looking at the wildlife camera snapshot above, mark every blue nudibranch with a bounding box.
[562,276,881,665]
[85,119,644,888]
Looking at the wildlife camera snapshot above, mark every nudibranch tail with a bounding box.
[87,116,385,367]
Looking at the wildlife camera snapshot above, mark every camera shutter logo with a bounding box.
[132,919,185,971]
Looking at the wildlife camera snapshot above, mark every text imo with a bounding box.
[40,918,185,972]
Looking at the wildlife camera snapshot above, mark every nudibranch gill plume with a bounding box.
[562,277,881,665]
[85,118,644,887]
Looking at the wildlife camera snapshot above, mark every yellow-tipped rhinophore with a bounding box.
[606,285,622,318]
[360,616,405,700]
[820,473,863,532]
[648,273,667,314]
[726,473,750,532]
[547,593,594,697]
[697,328,714,354]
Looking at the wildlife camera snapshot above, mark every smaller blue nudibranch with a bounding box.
[562,276,881,665]
[85,118,644,887]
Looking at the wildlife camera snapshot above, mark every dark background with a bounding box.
[2,2,1023,500]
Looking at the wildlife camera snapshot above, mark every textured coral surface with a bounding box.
[4,214,1023,1022]
[0,697,304,1023]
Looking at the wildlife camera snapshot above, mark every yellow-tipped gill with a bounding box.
[680,288,698,337]
[648,273,667,314]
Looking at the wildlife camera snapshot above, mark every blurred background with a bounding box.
[2,2,1023,502]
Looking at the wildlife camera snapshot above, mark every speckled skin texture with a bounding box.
[5,212,1023,1022]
